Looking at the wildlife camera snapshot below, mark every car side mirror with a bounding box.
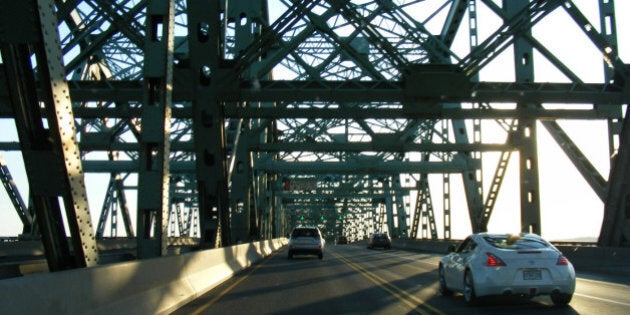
[447,244,456,253]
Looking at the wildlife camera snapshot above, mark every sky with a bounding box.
[0,0,628,241]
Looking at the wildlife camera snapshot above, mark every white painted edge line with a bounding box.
[577,276,630,289]
[574,292,630,307]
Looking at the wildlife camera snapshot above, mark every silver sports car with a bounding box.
[439,232,576,306]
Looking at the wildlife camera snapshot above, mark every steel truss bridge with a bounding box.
[0,0,629,271]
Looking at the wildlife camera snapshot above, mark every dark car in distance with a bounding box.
[367,232,391,249]
[337,236,348,244]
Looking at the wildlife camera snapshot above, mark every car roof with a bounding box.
[293,226,319,230]
[469,233,549,244]
[470,232,542,238]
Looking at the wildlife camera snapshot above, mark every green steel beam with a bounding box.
[0,79,625,108]
[187,0,231,247]
[254,158,472,174]
[136,0,175,258]
[0,0,99,270]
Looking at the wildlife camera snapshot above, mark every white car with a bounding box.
[288,226,325,259]
[438,233,575,306]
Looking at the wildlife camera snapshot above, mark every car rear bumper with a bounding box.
[474,270,575,297]
[289,248,322,255]
[475,282,574,297]
[368,241,391,248]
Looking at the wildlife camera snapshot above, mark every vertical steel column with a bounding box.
[270,174,277,239]
[383,178,395,234]
[417,175,438,240]
[392,177,408,237]
[467,0,485,232]
[38,0,100,267]
[443,173,451,239]
[187,0,231,247]
[441,119,452,239]
[505,0,542,235]
[599,105,630,246]
[598,0,629,246]
[598,0,623,173]
[136,0,174,258]
[410,180,420,239]
[226,0,268,242]
[229,121,252,243]
[0,0,98,270]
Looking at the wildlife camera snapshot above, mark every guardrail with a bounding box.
[0,238,288,315]
[391,238,630,276]
[0,237,19,243]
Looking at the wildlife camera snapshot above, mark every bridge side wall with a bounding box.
[0,238,287,315]
[391,239,630,276]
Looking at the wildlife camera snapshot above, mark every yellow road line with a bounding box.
[191,252,275,315]
[190,249,443,314]
[332,251,444,315]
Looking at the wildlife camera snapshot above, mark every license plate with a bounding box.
[523,269,542,280]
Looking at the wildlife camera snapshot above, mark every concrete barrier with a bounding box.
[0,238,287,315]
[391,238,454,254]
[556,245,630,276]
[391,239,630,276]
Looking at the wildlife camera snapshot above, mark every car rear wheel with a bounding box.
[438,265,453,296]
[463,270,477,306]
[318,253,323,260]
[288,251,293,259]
[550,292,572,306]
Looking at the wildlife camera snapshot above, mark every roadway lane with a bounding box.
[172,244,630,314]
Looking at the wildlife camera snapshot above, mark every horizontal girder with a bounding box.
[78,158,473,174]
[0,140,514,153]
[0,78,625,113]
[255,158,472,174]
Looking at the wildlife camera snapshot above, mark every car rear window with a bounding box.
[292,228,319,238]
[484,234,550,250]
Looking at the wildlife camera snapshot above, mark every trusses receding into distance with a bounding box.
[0,0,629,270]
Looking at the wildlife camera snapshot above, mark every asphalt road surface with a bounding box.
[172,244,630,315]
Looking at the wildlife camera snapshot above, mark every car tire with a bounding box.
[318,253,323,260]
[288,251,293,259]
[550,292,572,306]
[463,270,477,306]
[438,265,453,296]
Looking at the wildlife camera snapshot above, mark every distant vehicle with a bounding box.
[438,232,575,306]
[337,236,348,244]
[367,232,391,249]
[288,226,325,259]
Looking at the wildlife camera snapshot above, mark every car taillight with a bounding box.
[484,252,506,267]
[556,255,568,266]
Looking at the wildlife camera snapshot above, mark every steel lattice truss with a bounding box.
[0,0,629,269]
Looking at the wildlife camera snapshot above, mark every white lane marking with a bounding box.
[574,292,630,307]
